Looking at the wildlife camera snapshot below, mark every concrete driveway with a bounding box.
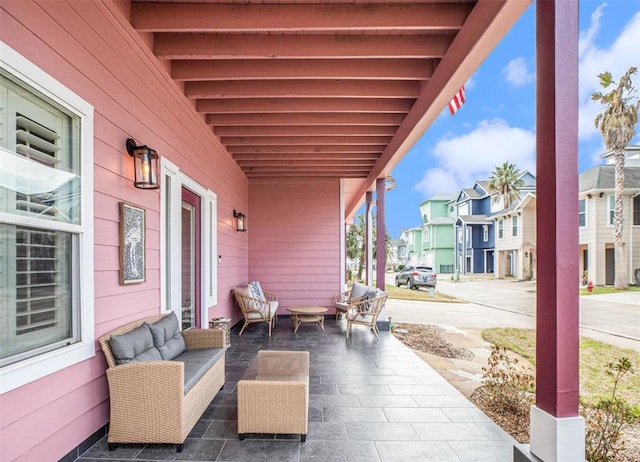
[384,274,639,352]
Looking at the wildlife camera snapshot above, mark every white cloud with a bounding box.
[502,57,535,88]
[579,6,640,142]
[413,119,536,198]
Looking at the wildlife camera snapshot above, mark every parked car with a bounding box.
[395,266,437,289]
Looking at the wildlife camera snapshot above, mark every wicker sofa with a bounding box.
[98,312,226,452]
[237,350,309,441]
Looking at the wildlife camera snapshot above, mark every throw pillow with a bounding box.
[236,285,268,316]
[248,280,266,301]
[360,286,380,311]
[147,311,187,360]
[110,323,162,365]
[348,281,369,301]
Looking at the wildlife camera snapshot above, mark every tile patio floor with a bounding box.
[76,317,517,462]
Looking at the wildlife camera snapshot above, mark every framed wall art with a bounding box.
[119,202,146,284]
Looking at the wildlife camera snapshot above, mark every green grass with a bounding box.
[481,327,640,407]
[384,284,463,302]
[579,285,640,296]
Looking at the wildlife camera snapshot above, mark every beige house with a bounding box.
[493,193,537,280]
[579,146,640,286]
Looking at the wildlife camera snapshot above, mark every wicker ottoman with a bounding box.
[237,350,309,441]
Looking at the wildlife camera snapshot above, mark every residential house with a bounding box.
[453,172,536,277]
[579,146,640,286]
[492,193,537,280]
[418,193,456,273]
[396,227,423,267]
[453,182,494,275]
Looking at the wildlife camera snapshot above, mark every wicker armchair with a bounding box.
[346,291,388,340]
[238,350,309,441]
[233,284,278,336]
[334,281,372,319]
[334,290,361,320]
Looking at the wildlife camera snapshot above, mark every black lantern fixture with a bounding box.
[126,138,160,189]
[234,210,247,232]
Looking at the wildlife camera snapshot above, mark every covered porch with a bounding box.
[1,1,583,461]
[75,320,516,462]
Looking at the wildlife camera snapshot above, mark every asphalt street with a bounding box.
[384,274,639,352]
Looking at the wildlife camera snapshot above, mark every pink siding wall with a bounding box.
[0,1,253,459]
[249,181,342,310]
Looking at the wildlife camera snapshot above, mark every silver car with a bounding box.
[395,265,437,289]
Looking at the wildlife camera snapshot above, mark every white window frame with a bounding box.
[0,42,94,394]
[608,194,614,226]
[160,158,217,326]
[483,225,489,242]
[512,215,519,237]
[578,198,587,228]
[498,219,504,240]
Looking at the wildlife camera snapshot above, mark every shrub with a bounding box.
[583,358,639,462]
[481,345,535,415]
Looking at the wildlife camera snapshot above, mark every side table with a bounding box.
[209,317,231,349]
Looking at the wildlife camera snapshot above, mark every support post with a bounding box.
[365,191,374,286]
[516,1,585,461]
[376,178,386,291]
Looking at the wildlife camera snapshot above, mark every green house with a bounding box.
[419,193,456,274]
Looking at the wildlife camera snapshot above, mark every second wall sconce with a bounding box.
[126,138,160,189]
[234,210,247,232]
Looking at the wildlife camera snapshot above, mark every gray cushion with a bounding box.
[349,281,369,301]
[110,323,162,365]
[173,348,225,394]
[147,312,187,360]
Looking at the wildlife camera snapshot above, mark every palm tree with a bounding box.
[346,214,365,281]
[592,67,639,289]
[346,213,393,282]
[487,161,525,209]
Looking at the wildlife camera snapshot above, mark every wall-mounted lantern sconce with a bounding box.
[599,192,604,198]
[126,138,160,189]
[234,210,247,232]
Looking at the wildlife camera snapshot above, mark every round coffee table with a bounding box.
[287,306,328,333]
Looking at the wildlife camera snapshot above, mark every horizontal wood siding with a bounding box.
[248,181,341,310]
[1,1,249,460]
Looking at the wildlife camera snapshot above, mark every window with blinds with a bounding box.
[0,73,79,367]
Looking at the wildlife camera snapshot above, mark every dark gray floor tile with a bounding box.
[442,408,495,423]
[367,375,418,385]
[203,420,238,439]
[217,440,299,462]
[309,383,340,395]
[475,422,515,441]
[345,422,419,441]
[77,437,144,459]
[299,440,380,461]
[136,438,224,460]
[323,406,388,422]
[449,440,516,462]
[337,384,392,395]
[375,441,462,462]
[387,384,449,396]
[309,393,358,408]
[412,423,493,441]
[383,407,450,423]
[306,422,349,441]
[412,395,475,408]
[358,395,418,408]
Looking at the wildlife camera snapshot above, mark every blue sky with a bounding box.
[382,1,640,239]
